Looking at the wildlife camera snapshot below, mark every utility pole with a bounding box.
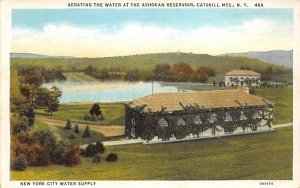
[152,70,154,95]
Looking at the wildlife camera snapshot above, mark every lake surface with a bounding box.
[43,81,215,103]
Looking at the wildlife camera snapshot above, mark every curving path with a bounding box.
[37,117,125,137]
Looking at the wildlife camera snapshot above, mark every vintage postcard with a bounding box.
[1,0,299,188]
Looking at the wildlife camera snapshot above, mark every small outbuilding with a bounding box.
[124,90,274,142]
[225,70,261,86]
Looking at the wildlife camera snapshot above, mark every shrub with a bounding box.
[51,140,69,165]
[20,143,51,167]
[82,142,105,157]
[92,153,103,163]
[31,148,51,166]
[69,128,77,139]
[74,123,80,133]
[106,153,118,162]
[84,143,97,157]
[11,154,28,171]
[96,141,105,154]
[33,130,56,153]
[11,115,28,134]
[51,146,65,165]
[64,144,81,167]
[13,132,37,145]
[82,125,91,138]
[64,118,72,130]
[12,132,52,167]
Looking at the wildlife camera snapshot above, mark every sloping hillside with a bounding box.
[220,50,293,68]
[11,52,291,75]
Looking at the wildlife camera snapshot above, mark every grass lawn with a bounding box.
[36,102,125,126]
[11,127,292,180]
[255,86,293,124]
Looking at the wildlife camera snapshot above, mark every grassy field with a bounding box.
[11,126,292,180]
[36,102,125,126]
[255,86,293,124]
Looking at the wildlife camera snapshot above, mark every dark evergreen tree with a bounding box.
[64,118,72,130]
[69,128,77,139]
[95,141,105,154]
[74,123,80,133]
[84,143,97,157]
[82,125,91,138]
[89,103,102,116]
[27,107,35,126]
[51,141,66,165]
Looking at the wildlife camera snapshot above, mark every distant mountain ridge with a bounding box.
[220,50,293,67]
[10,52,75,59]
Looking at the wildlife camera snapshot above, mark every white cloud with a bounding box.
[12,19,292,57]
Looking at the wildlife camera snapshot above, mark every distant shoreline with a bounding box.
[61,101,127,105]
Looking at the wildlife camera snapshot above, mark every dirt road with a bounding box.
[37,117,125,137]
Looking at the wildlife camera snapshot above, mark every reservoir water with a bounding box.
[43,81,215,103]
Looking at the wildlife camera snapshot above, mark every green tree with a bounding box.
[34,87,51,107]
[125,68,140,81]
[154,63,172,81]
[10,67,30,114]
[74,123,80,133]
[64,119,72,130]
[82,125,91,138]
[95,141,105,154]
[11,115,28,134]
[89,103,102,117]
[35,86,62,115]
[27,107,35,126]
[69,128,77,139]
[22,71,43,88]
[47,86,62,115]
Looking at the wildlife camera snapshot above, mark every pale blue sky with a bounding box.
[12,9,293,57]
[13,9,293,30]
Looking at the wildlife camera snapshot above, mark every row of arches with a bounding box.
[157,111,262,128]
[125,106,273,141]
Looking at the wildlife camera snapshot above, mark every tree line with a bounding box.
[85,62,215,82]
[153,63,215,82]
[18,66,66,83]
[240,65,290,81]
[15,66,63,115]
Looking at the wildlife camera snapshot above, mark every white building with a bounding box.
[225,70,261,86]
